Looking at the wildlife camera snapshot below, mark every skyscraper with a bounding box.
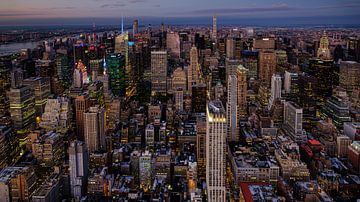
[145,124,155,146]
[284,71,299,94]
[259,50,276,86]
[23,77,51,116]
[69,141,89,200]
[227,75,238,142]
[317,31,331,60]
[7,71,36,133]
[139,150,152,191]
[192,84,207,113]
[283,101,306,143]
[212,15,217,40]
[106,53,126,97]
[55,50,71,89]
[308,59,336,109]
[171,67,186,92]
[72,68,83,89]
[84,106,105,153]
[174,88,184,111]
[188,46,201,93]
[133,19,139,36]
[236,65,248,121]
[339,61,360,94]
[75,93,90,140]
[206,100,226,202]
[196,114,206,180]
[151,51,167,94]
[268,74,282,109]
[166,32,180,59]
[226,38,235,59]
[115,33,129,60]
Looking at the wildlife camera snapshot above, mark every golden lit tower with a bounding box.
[317,31,331,60]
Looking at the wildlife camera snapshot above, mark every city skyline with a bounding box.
[1,0,360,26]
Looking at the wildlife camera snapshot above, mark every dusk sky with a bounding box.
[1,0,360,25]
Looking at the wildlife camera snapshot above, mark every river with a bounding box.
[0,41,41,56]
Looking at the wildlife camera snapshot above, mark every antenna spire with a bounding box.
[121,15,124,34]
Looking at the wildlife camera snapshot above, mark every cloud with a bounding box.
[0,10,47,17]
[183,4,297,16]
[128,0,147,3]
[49,7,76,10]
[318,2,360,9]
[100,3,127,8]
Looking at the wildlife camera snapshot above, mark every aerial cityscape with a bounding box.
[0,0,360,201]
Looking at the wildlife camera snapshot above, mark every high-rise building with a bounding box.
[317,31,331,60]
[259,50,276,86]
[89,59,101,82]
[0,166,37,202]
[56,50,72,89]
[192,84,207,113]
[226,38,235,59]
[236,65,248,121]
[107,98,121,129]
[321,87,351,128]
[284,71,299,94]
[115,33,129,64]
[139,150,152,191]
[225,59,241,82]
[339,61,360,94]
[69,141,89,200]
[75,93,90,140]
[151,51,167,94]
[308,59,337,108]
[31,131,64,166]
[283,101,306,143]
[166,32,180,59]
[336,136,352,158]
[106,53,126,97]
[253,37,275,50]
[344,122,360,140]
[188,46,201,93]
[240,50,258,79]
[145,124,155,146]
[133,19,139,36]
[40,97,71,131]
[227,75,238,142]
[23,77,51,116]
[347,38,360,62]
[72,68,83,89]
[212,15,217,40]
[7,84,35,133]
[268,74,282,109]
[0,125,18,168]
[348,141,360,174]
[196,114,206,179]
[10,68,23,89]
[75,60,89,85]
[206,100,226,202]
[171,67,186,92]
[84,106,105,153]
[174,88,184,111]
[298,74,318,129]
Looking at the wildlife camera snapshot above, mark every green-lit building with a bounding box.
[56,51,72,89]
[106,53,126,97]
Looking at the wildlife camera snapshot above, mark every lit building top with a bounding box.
[350,141,360,152]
